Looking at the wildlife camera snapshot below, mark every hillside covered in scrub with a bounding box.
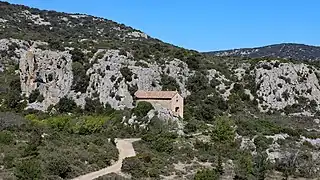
[1,1,320,180]
[208,43,320,62]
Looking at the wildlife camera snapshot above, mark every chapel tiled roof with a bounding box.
[134,90,178,99]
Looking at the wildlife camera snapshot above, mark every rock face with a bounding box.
[255,61,320,113]
[3,37,320,117]
[20,46,73,110]
[9,39,191,111]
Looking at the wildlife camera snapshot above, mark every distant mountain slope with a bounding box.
[207,43,320,61]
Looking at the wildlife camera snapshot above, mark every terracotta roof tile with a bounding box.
[134,90,178,99]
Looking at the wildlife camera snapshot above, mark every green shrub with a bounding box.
[132,101,154,118]
[0,130,13,144]
[160,74,179,91]
[46,154,71,178]
[46,116,72,131]
[236,119,282,137]
[211,116,235,146]
[187,72,209,93]
[84,97,104,114]
[70,116,109,134]
[142,131,177,154]
[28,89,41,103]
[186,54,200,70]
[196,95,228,121]
[3,152,15,168]
[122,156,145,178]
[70,48,85,63]
[48,39,65,51]
[194,169,219,180]
[55,96,77,113]
[14,158,42,180]
[23,129,42,157]
[0,112,26,130]
[254,135,273,151]
[253,152,271,180]
[128,84,138,97]
[120,66,133,82]
[184,120,198,133]
[234,151,254,179]
[71,62,90,93]
[119,49,127,56]
[4,77,24,110]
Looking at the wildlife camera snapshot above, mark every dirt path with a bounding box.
[72,138,140,180]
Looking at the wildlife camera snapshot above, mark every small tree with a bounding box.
[120,67,133,82]
[84,97,104,114]
[234,151,254,179]
[132,101,154,118]
[160,74,179,91]
[253,152,271,180]
[55,96,77,113]
[211,116,235,174]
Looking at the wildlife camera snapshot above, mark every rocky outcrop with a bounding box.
[11,39,191,111]
[255,61,320,113]
[20,46,73,110]
[3,37,320,116]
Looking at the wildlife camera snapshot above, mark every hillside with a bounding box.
[208,43,320,61]
[1,1,320,180]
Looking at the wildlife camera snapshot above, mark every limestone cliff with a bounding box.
[2,38,320,116]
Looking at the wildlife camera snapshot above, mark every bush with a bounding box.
[70,116,108,134]
[46,154,71,178]
[184,120,198,133]
[236,119,282,137]
[132,101,154,118]
[5,77,23,110]
[71,62,90,93]
[211,116,235,146]
[48,39,65,51]
[84,97,104,114]
[253,152,271,179]
[187,72,209,93]
[128,84,138,97]
[120,67,133,82]
[234,151,254,179]
[70,48,85,63]
[142,131,177,154]
[122,156,145,178]
[55,96,77,113]
[28,89,40,103]
[194,169,219,180]
[14,158,42,180]
[254,135,273,151]
[160,74,179,91]
[196,95,228,121]
[3,152,15,169]
[119,49,127,56]
[186,54,200,70]
[0,130,13,144]
[46,116,72,131]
